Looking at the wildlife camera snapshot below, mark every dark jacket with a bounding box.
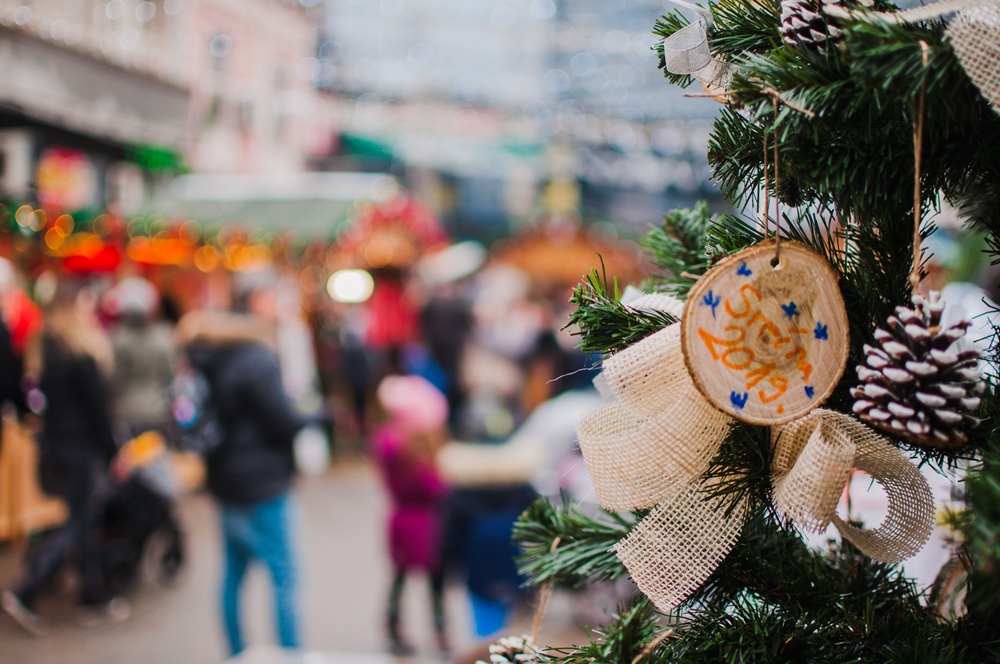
[441,484,537,600]
[38,334,117,462]
[0,320,25,414]
[189,340,309,506]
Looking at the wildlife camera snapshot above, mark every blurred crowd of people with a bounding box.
[0,224,614,658]
[0,257,328,657]
[330,246,607,655]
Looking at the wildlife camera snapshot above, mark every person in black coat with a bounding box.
[2,280,128,635]
[178,298,312,657]
[0,317,26,443]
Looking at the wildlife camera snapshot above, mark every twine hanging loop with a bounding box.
[910,41,930,293]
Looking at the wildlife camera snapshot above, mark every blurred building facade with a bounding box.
[0,0,190,215]
[0,0,335,218]
[319,0,723,237]
[184,0,334,174]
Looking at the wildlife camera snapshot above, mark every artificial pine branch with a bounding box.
[643,207,763,297]
[709,0,782,56]
[566,264,676,356]
[704,20,1000,225]
[959,447,1000,659]
[653,517,960,662]
[568,211,763,356]
[700,424,773,517]
[513,498,633,587]
[641,202,715,297]
[955,168,1000,237]
[535,599,665,664]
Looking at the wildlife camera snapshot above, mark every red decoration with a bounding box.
[2,288,42,355]
[63,244,121,273]
[335,196,448,269]
[365,276,419,349]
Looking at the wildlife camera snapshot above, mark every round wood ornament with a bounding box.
[681,240,849,425]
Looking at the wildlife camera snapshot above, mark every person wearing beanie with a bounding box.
[371,374,450,656]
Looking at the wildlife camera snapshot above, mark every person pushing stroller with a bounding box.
[2,279,130,634]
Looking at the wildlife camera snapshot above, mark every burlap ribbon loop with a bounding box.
[576,300,936,612]
[578,322,733,511]
[948,1,1000,114]
[772,410,935,564]
[772,411,857,533]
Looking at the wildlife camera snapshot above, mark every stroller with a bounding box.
[98,431,185,595]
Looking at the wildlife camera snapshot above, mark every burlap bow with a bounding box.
[578,310,935,612]
[948,0,1000,115]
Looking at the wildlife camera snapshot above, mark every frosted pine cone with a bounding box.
[780,0,873,49]
[477,635,541,664]
[851,291,985,449]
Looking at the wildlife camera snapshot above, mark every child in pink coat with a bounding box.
[372,374,449,655]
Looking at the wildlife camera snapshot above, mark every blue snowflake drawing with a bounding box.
[730,391,749,409]
[804,385,815,399]
[781,301,799,318]
[702,290,721,319]
[736,261,752,277]
[814,322,828,340]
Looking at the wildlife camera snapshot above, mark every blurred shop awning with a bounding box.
[149,172,399,238]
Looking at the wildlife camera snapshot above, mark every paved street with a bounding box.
[0,463,481,664]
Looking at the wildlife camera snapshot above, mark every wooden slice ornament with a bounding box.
[681,240,849,425]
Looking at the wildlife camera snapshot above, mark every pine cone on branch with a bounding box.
[851,291,985,449]
[477,635,541,664]
[780,0,873,49]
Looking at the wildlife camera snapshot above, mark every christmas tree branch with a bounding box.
[640,202,715,297]
[514,498,633,587]
[516,0,1000,659]
[567,263,677,356]
[537,599,665,664]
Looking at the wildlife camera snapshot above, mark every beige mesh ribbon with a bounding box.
[772,410,935,563]
[578,322,733,511]
[577,306,936,611]
[616,481,748,611]
[948,1,1000,114]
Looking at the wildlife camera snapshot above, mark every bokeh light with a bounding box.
[193,244,220,272]
[327,269,375,304]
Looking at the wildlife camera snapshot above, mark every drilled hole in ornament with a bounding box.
[836,470,888,531]
[770,255,781,269]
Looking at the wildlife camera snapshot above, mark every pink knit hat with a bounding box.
[377,374,448,433]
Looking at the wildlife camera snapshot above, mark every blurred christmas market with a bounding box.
[0,0,719,408]
[1,1,1000,664]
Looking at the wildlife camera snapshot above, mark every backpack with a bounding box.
[170,359,224,456]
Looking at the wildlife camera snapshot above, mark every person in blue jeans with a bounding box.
[220,493,298,652]
[179,292,313,656]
